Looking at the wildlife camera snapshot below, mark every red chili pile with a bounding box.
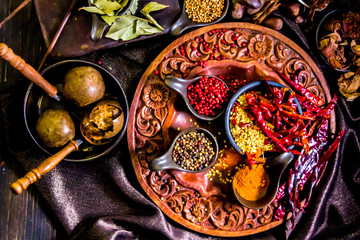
[187,76,229,116]
[238,72,344,226]
[241,71,344,228]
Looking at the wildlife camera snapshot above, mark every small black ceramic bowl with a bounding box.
[150,127,219,173]
[24,60,129,162]
[224,80,302,155]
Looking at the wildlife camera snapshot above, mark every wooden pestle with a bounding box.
[10,140,81,195]
[0,43,58,98]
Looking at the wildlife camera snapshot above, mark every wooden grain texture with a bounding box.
[0,0,68,239]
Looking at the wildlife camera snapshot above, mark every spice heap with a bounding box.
[230,94,274,155]
[172,131,215,171]
[185,0,225,23]
[318,12,360,101]
[233,164,269,201]
[187,76,229,116]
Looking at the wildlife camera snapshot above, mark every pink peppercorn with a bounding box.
[187,76,229,116]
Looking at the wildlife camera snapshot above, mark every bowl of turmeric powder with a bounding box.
[232,152,294,209]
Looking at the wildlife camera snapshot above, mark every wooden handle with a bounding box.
[10,140,79,195]
[0,43,58,98]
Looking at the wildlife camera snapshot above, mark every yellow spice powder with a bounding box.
[233,164,269,201]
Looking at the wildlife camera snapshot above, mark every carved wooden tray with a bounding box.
[127,22,334,237]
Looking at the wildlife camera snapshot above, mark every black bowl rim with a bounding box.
[23,59,129,162]
[224,80,302,155]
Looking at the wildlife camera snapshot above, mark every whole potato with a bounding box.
[62,66,105,107]
[36,109,75,147]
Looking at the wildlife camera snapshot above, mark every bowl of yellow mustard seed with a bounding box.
[170,0,230,36]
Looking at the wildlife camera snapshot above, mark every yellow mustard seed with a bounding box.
[185,0,225,23]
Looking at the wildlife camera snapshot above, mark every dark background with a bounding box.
[1,0,359,239]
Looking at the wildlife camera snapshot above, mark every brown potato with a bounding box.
[62,66,105,107]
[36,109,75,147]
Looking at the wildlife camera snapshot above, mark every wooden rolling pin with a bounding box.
[10,140,81,195]
[0,43,58,99]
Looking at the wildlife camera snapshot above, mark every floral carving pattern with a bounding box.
[132,25,328,235]
[248,34,273,60]
[143,82,169,109]
[184,197,212,223]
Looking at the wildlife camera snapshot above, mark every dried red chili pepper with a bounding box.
[317,94,338,119]
[277,70,325,106]
[258,95,277,112]
[258,104,273,121]
[246,93,289,152]
[279,108,316,121]
[287,119,329,227]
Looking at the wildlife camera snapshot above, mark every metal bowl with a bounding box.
[24,60,129,162]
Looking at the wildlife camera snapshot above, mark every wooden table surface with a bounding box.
[0,0,68,239]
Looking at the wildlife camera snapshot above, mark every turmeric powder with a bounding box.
[233,164,269,201]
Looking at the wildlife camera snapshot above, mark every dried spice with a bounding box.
[172,131,215,171]
[230,94,274,155]
[318,12,360,71]
[342,12,360,41]
[233,164,270,201]
[187,76,229,116]
[272,72,344,229]
[306,0,332,22]
[81,1,168,41]
[338,71,360,101]
[185,0,225,23]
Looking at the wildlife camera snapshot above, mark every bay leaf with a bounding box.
[128,0,139,15]
[79,6,105,15]
[135,19,162,35]
[105,15,161,41]
[101,15,120,25]
[142,2,169,14]
[95,0,122,16]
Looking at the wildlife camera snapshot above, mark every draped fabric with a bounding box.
[0,0,359,239]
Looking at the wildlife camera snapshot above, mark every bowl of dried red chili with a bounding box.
[224,80,303,156]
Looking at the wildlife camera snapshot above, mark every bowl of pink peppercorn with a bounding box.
[164,75,230,121]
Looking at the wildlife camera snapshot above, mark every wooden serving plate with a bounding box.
[127,22,334,236]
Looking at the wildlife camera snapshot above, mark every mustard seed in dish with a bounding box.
[229,94,273,154]
[185,0,225,23]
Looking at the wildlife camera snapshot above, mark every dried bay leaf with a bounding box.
[95,0,122,16]
[128,0,139,15]
[142,2,169,13]
[141,2,169,30]
[105,15,161,41]
[101,15,120,25]
[79,6,106,15]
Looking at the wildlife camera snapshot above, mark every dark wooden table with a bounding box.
[0,0,68,239]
